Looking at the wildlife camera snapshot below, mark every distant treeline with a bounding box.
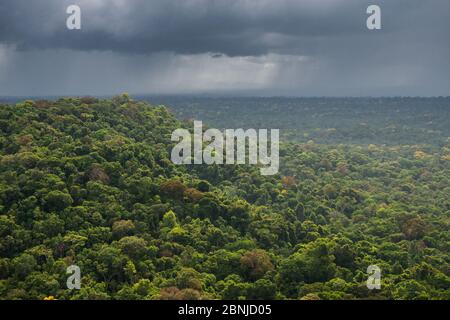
[141,96,450,146]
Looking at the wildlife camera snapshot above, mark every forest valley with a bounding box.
[170,120,279,176]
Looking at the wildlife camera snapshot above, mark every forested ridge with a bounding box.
[0,95,449,300]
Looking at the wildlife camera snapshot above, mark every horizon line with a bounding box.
[1,94,450,100]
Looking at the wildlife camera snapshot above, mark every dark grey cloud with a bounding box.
[0,0,449,96]
[0,0,431,56]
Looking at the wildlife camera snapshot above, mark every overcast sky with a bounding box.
[0,0,449,97]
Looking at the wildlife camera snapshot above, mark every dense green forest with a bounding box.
[0,95,449,300]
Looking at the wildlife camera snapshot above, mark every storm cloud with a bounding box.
[0,0,449,96]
